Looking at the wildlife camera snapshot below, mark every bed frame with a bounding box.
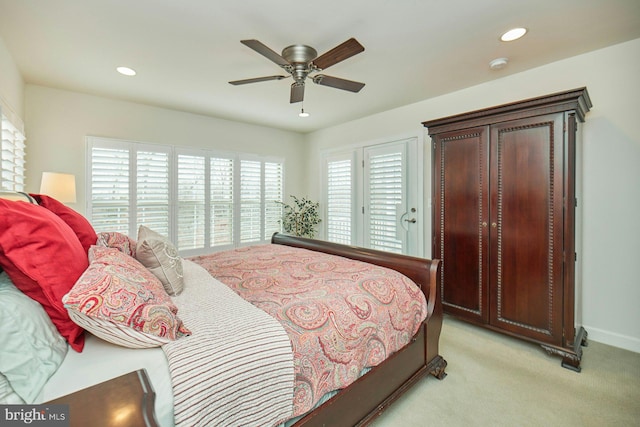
[271,233,447,427]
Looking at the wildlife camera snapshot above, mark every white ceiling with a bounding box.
[1,0,639,134]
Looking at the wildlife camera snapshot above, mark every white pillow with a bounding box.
[0,272,68,403]
[136,225,184,295]
[0,373,25,404]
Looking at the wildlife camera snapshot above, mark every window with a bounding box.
[210,156,234,247]
[1,110,26,192]
[87,137,284,255]
[365,146,405,253]
[264,161,284,240]
[238,159,284,243]
[177,154,206,250]
[239,159,262,244]
[325,154,355,245]
[89,145,130,234]
[137,150,170,236]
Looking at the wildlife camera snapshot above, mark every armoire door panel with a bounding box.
[489,114,564,343]
[434,127,489,322]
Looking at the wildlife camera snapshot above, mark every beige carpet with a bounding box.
[371,316,640,427]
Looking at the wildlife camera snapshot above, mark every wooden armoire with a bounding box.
[423,88,591,371]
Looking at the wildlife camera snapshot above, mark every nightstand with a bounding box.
[46,369,159,427]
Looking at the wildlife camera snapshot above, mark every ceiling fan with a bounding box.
[229,38,365,103]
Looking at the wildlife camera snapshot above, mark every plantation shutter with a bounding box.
[177,154,206,250]
[210,156,234,247]
[239,159,262,243]
[137,150,170,236]
[364,145,405,253]
[264,161,283,240]
[88,137,283,253]
[325,156,354,245]
[1,113,26,192]
[89,146,130,234]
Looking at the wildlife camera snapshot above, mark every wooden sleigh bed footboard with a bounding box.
[271,233,448,426]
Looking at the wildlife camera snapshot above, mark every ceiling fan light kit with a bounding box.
[489,57,509,70]
[229,38,365,104]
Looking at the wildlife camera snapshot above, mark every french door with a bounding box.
[323,138,421,256]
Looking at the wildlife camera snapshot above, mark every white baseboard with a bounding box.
[583,325,640,353]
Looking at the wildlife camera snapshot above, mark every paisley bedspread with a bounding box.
[190,244,427,416]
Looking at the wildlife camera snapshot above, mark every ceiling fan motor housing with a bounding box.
[282,45,318,82]
[281,45,318,63]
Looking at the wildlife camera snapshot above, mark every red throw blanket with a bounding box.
[191,244,427,416]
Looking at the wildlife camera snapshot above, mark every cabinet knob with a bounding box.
[482,222,487,227]
[492,222,497,228]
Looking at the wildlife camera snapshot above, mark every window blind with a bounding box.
[326,158,353,245]
[1,113,26,192]
[367,151,403,253]
[210,156,234,247]
[137,151,170,236]
[177,154,206,251]
[90,146,130,234]
[264,161,283,240]
[239,159,262,244]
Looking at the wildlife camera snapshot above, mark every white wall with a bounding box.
[0,36,24,124]
[305,38,640,353]
[24,85,307,212]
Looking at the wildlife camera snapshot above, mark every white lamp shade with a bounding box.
[40,172,77,203]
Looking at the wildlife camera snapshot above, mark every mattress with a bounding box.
[38,333,175,427]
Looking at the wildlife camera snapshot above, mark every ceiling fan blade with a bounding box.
[312,75,365,93]
[240,39,289,67]
[290,82,305,103]
[312,38,365,70]
[229,75,288,85]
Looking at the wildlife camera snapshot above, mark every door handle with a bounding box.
[404,218,416,223]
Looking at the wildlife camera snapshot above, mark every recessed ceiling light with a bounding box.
[116,66,136,76]
[501,27,527,42]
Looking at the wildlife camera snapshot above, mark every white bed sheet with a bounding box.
[37,333,175,427]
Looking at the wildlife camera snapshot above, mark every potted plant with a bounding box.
[278,195,321,238]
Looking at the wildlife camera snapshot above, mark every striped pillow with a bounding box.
[67,311,170,349]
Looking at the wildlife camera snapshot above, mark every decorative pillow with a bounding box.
[0,272,68,403]
[0,199,87,352]
[96,231,137,257]
[63,246,190,348]
[31,194,97,254]
[136,225,184,295]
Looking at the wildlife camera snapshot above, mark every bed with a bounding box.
[0,191,446,426]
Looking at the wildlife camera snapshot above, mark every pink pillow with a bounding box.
[63,246,190,344]
[96,231,137,257]
[31,194,97,254]
[0,199,87,351]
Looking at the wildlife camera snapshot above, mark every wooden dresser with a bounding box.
[423,88,591,371]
